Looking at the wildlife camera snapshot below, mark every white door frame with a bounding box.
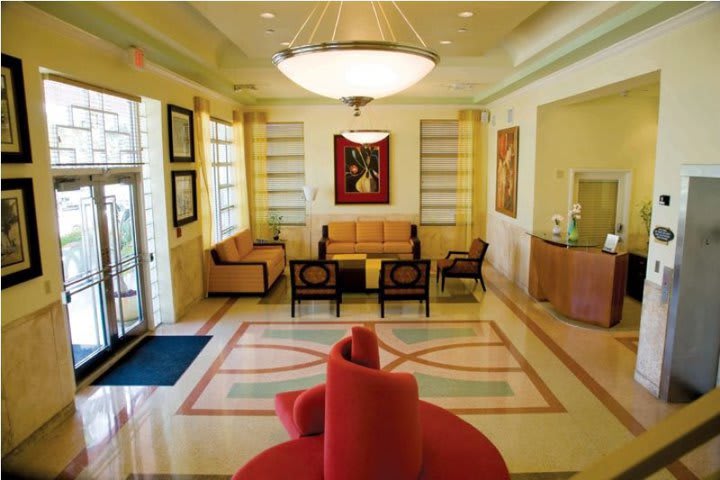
[568,169,632,243]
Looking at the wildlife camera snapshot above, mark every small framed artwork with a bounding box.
[495,126,519,218]
[168,104,194,162]
[171,170,198,227]
[602,234,620,254]
[2,178,42,288]
[333,134,389,204]
[1,54,32,163]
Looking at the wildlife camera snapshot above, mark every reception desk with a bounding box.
[528,233,628,328]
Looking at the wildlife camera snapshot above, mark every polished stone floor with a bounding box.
[2,265,718,479]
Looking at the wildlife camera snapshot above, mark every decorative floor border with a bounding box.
[177,319,565,416]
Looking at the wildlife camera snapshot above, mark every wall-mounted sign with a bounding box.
[653,226,675,244]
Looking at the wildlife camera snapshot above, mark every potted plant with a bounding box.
[639,200,652,242]
[268,212,283,241]
[551,214,564,236]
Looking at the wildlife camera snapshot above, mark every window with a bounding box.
[210,119,238,241]
[420,120,458,225]
[265,122,305,225]
[43,76,142,166]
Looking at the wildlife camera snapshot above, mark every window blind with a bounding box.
[210,118,238,242]
[577,180,618,244]
[420,120,458,226]
[266,122,305,225]
[43,77,142,166]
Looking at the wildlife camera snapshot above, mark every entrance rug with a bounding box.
[93,335,212,386]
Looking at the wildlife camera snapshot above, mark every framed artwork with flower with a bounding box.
[333,134,389,204]
[495,126,519,218]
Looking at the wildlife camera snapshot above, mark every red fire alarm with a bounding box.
[128,47,145,71]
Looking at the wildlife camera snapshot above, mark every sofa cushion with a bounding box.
[216,237,243,262]
[384,221,411,242]
[243,248,284,269]
[327,242,356,254]
[355,242,384,254]
[234,229,254,259]
[328,222,356,243]
[383,241,412,254]
[356,221,383,243]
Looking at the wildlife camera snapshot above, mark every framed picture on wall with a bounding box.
[333,134,390,204]
[2,178,42,288]
[495,126,519,218]
[1,54,32,163]
[168,104,194,162]
[171,170,198,227]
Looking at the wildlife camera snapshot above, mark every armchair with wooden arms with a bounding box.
[289,260,341,317]
[379,260,431,318]
[436,238,489,292]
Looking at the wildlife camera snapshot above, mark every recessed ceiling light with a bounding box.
[280,41,291,46]
[440,40,452,45]
[458,11,474,18]
[457,28,468,33]
[260,12,275,19]
[265,29,275,35]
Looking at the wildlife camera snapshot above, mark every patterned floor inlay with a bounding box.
[510,473,577,480]
[178,321,564,416]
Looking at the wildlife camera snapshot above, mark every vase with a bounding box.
[567,217,579,242]
[552,225,561,236]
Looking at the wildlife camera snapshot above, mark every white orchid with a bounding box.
[569,203,582,220]
[551,214,564,225]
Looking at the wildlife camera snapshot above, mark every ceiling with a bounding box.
[28,1,699,106]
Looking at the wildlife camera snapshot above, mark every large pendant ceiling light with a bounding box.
[272,2,439,120]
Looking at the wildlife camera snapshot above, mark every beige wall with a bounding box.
[534,94,658,252]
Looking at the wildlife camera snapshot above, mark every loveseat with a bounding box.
[318,221,420,259]
[207,229,285,295]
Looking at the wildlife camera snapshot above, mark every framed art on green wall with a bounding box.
[1,54,32,163]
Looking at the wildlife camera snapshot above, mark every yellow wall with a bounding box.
[534,93,658,252]
[0,3,242,454]
[1,2,242,326]
[486,6,720,288]
[249,105,484,259]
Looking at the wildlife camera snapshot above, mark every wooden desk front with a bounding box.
[528,236,628,328]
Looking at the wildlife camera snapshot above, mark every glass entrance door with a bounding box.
[55,173,149,378]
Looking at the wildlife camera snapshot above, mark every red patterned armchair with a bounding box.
[232,327,509,480]
[436,238,489,292]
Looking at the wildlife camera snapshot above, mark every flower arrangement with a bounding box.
[569,203,582,221]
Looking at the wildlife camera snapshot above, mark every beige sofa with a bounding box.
[208,229,285,295]
[318,221,420,259]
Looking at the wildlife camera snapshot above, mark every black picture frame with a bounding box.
[2,178,42,288]
[1,54,32,163]
[168,104,195,162]
[171,170,198,227]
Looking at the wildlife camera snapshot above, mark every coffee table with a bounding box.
[331,254,397,293]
